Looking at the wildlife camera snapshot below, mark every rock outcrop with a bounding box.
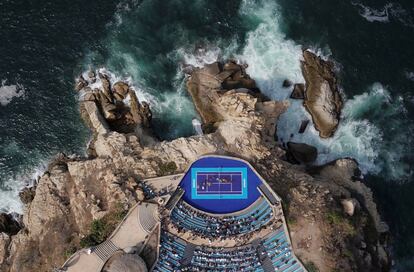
[0,61,390,272]
[301,50,343,138]
[76,70,153,136]
[0,214,20,236]
[286,142,317,164]
[186,60,263,127]
[341,198,359,216]
[290,83,305,99]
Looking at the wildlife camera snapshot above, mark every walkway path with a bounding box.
[61,202,159,272]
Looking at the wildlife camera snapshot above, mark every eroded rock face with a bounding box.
[286,142,317,164]
[290,83,305,99]
[0,233,10,265]
[0,214,20,236]
[19,187,35,205]
[186,60,261,126]
[113,81,129,100]
[77,70,153,137]
[301,50,343,138]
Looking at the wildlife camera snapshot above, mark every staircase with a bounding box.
[165,187,184,210]
[255,240,275,272]
[139,203,158,233]
[93,240,119,262]
[180,243,196,266]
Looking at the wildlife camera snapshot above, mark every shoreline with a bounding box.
[0,58,392,272]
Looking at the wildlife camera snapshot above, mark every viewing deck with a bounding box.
[60,156,306,272]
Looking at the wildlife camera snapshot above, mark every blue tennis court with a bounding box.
[191,167,248,199]
[178,156,263,214]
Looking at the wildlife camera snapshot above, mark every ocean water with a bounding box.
[1,0,413,269]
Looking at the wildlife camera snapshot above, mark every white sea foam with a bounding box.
[236,0,392,175]
[352,2,391,23]
[352,2,414,27]
[405,71,414,81]
[176,39,239,69]
[180,47,222,68]
[238,0,304,101]
[192,118,203,135]
[79,67,152,103]
[0,162,47,214]
[388,3,414,28]
[0,80,25,106]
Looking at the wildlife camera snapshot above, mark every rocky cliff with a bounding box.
[301,50,343,138]
[0,61,390,272]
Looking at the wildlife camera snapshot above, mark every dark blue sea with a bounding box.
[1,0,413,269]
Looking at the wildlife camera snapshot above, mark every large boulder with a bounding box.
[282,79,293,88]
[221,62,256,91]
[187,60,259,126]
[301,50,342,138]
[99,73,114,102]
[80,101,110,135]
[113,81,130,100]
[129,91,152,128]
[290,83,305,99]
[19,187,36,205]
[0,213,21,236]
[341,198,359,216]
[298,119,309,134]
[74,75,88,91]
[286,142,317,164]
[98,92,117,120]
[88,70,96,83]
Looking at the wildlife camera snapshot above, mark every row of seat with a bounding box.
[153,234,186,272]
[262,229,303,272]
[189,245,263,272]
[170,198,273,238]
[153,227,304,272]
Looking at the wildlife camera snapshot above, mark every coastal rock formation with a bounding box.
[290,83,305,99]
[0,61,390,272]
[0,233,10,265]
[283,79,293,88]
[0,214,20,236]
[286,142,317,164]
[301,50,343,138]
[341,198,359,216]
[186,60,263,127]
[76,70,152,136]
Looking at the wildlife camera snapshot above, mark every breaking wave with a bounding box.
[79,0,413,180]
[236,0,412,180]
[0,161,46,214]
[0,80,25,106]
[352,2,414,27]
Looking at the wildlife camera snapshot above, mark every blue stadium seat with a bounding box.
[170,198,273,238]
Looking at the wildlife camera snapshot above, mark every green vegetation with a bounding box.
[281,199,291,217]
[63,247,77,259]
[286,216,297,226]
[305,262,319,272]
[343,249,353,258]
[79,203,128,248]
[158,161,177,176]
[326,211,356,237]
[327,211,343,225]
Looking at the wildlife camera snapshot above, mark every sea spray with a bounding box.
[0,162,47,214]
[0,80,25,106]
[235,0,407,178]
[238,0,304,101]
